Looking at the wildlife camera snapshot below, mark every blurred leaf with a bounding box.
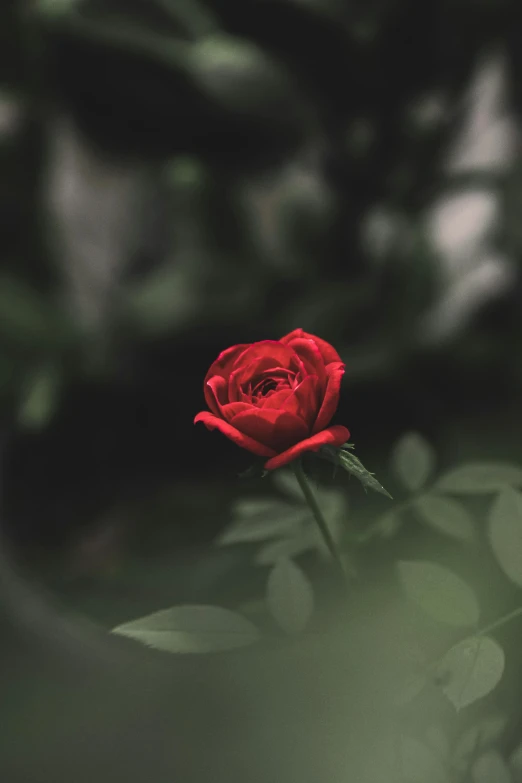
[154,0,218,37]
[266,558,314,634]
[399,735,450,783]
[254,508,343,564]
[392,432,435,492]
[18,364,61,430]
[453,714,508,773]
[488,488,522,587]
[397,560,480,627]
[474,714,509,746]
[414,494,475,541]
[435,463,522,494]
[320,443,392,498]
[394,673,428,706]
[255,534,315,566]
[425,726,450,760]
[370,506,405,539]
[188,34,305,124]
[126,265,198,335]
[229,478,347,564]
[238,464,268,480]
[0,275,73,348]
[273,470,348,537]
[217,500,306,546]
[37,0,80,16]
[272,469,308,502]
[435,636,504,711]
[112,605,260,653]
[509,740,522,778]
[472,751,512,783]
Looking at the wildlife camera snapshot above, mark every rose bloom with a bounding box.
[194,328,350,470]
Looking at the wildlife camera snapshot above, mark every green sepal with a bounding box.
[238,462,268,479]
[319,442,392,499]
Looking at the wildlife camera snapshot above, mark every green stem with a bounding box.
[476,605,522,637]
[292,459,351,583]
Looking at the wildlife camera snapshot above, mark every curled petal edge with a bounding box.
[194,411,277,458]
[264,425,351,471]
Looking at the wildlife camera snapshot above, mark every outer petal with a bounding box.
[229,408,309,451]
[221,401,254,421]
[285,338,326,386]
[264,425,350,471]
[194,411,276,457]
[312,362,345,434]
[205,375,228,416]
[203,343,251,413]
[280,328,342,365]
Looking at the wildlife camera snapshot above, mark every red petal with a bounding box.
[280,329,342,365]
[283,338,326,385]
[258,388,293,409]
[312,362,345,434]
[229,408,309,452]
[264,425,350,470]
[205,375,228,416]
[229,355,301,403]
[203,343,250,412]
[221,402,253,421]
[262,374,320,423]
[232,341,299,371]
[194,411,276,457]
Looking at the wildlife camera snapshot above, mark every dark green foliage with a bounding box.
[3,1,522,781]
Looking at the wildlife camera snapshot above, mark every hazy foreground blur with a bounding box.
[2,1,522,781]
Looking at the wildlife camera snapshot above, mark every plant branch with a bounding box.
[292,459,353,584]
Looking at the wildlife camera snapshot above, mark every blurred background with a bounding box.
[3,0,522,781]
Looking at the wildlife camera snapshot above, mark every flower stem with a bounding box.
[476,604,522,637]
[292,459,352,584]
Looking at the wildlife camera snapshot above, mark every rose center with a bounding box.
[249,371,296,401]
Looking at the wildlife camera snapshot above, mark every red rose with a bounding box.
[194,328,350,470]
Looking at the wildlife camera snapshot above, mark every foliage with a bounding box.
[4,0,522,780]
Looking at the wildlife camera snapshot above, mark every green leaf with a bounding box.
[452,715,508,773]
[394,673,428,706]
[397,560,480,627]
[489,488,522,587]
[472,751,512,783]
[0,275,74,349]
[435,636,504,711]
[509,741,522,778]
[126,265,198,335]
[371,507,405,539]
[435,462,522,494]
[320,443,392,498]
[272,469,307,501]
[112,605,260,653]
[425,726,450,760]
[238,463,268,479]
[399,736,450,783]
[189,35,303,122]
[255,534,314,566]
[266,558,314,634]
[414,494,475,541]
[217,500,306,546]
[392,432,435,492]
[36,0,79,18]
[153,0,218,38]
[474,714,508,746]
[18,364,61,430]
